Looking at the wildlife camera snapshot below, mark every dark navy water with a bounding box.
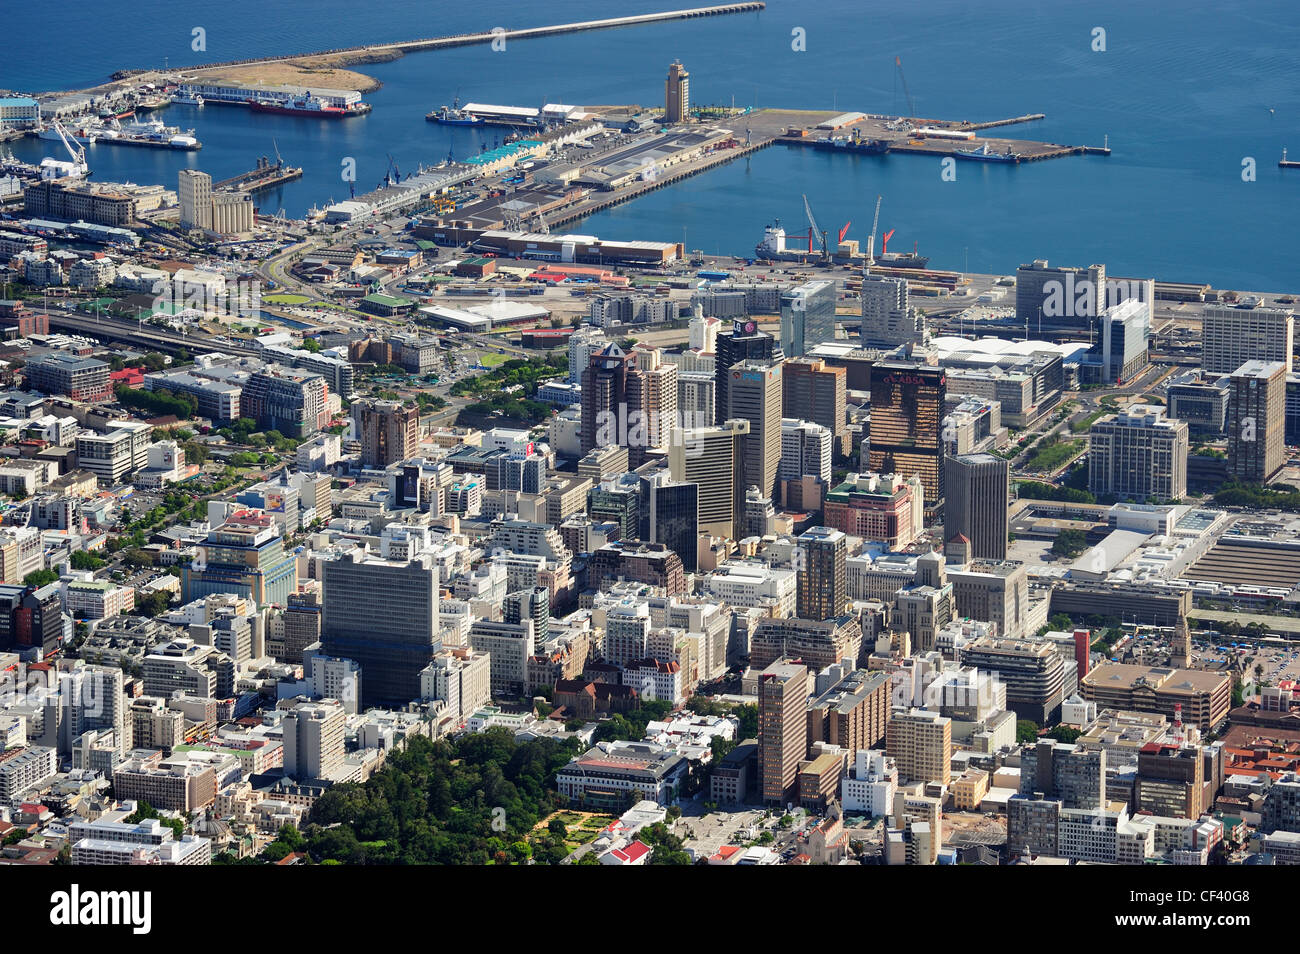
[4,0,1299,288]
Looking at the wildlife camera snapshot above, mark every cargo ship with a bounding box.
[247,92,369,118]
[754,222,825,262]
[871,250,930,269]
[954,142,1020,163]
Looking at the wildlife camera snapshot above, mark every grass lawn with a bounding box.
[479,353,509,368]
[1025,437,1085,473]
[264,293,311,305]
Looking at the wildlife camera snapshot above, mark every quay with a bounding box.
[1281,148,1300,169]
[214,156,305,194]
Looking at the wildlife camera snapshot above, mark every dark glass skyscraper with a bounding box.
[868,362,947,512]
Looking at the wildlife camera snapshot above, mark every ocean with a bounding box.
[4,0,1298,288]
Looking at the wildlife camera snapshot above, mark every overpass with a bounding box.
[41,308,260,358]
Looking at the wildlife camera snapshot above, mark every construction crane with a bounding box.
[535,204,550,236]
[802,193,828,259]
[865,194,882,265]
[895,56,916,119]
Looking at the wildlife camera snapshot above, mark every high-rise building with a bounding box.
[1088,406,1189,501]
[626,346,678,466]
[727,359,782,498]
[782,357,849,457]
[1019,738,1106,808]
[1226,359,1287,483]
[353,398,419,469]
[183,509,296,608]
[280,591,322,663]
[580,343,630,456]
[282,700,346,781]
[677,370,715,429]
[25,353,111,402]
[780,280,837,358]
[639,471,699,573]
[715,318,777,423]
[669,419,747,539]
[960,634,1064,723]
[1133,742,1204,819]
[1015,260,1107,327]
[860,275,924,349]
[241,367,328,440]
[178,169,213,231]
[886,708,952,786]
[1083,297,1149,385]
[758,659,808,804]
[665,60,690,124]
[780,418,833,484]
[868,362,947,511]
[504,586,550,643]
[568,327,607,384]
[321,549,440,707]
[1202,304,1294,374]
[944,453,1010,559]
[796,525,847,622]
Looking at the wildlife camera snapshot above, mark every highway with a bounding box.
[39,305,261,357]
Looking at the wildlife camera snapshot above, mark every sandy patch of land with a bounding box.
[188,61,383,93]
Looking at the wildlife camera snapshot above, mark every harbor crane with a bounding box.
[865,194,882,265]
[43,120,89,180]
[895,56,916,119]
[535,204,550,235]
[802,193,828,260]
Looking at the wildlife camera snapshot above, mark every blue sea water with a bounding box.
[3,0,1298,288]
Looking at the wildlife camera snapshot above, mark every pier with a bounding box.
[214,156,305,194]
[111,4,765,80]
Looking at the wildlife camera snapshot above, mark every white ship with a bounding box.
[172,92,205,106]
[38,124,96,145]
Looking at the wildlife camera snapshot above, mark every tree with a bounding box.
[1051,530,1089,559]
[1016,720,1040,744]
[23,569,58,587]
[70,550,106,571]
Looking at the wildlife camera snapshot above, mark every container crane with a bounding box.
[895,56,916,120]
[865,194,882,265]
[802,193,828,260]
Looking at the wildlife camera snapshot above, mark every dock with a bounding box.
[1281,149,1299,169]
[780,112,1109,163]
[214,156,304,194]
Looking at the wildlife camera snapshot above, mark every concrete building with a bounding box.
[823,472,924,551]
[664,60,690,124]
[1202,304,1294,374]
[869,362,946,511]
[779,418,833,485]
[282,699,346,781]
[353,398,420,469]
[178,169,213,231]
[758,660,809,804]
[944,453,1010,559]
[796,525,847,622]
[1088,406,1189,502]
[1226,359,1287,484]
[727,359,783,499]
[669,419,747,539]
[886,708,952,786]
[860,274,924,349]
[960,634,1064,723]
[782,357,849,457]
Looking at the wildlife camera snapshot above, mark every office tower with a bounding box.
[282,700,346,781]
[665,60,690,123]
[353,398,419,469]
[0,582,63,656]
[868,362,947,511]
[960,634,1064,722]
[806,669,892,753]
[178,169,212,231]
[421,648,492,723]
[758,659,809,804]
[1087,406,1189,502]
[183,509,296,608]
[504,586,550,643]
[782,356,849,457]
[780,419,833,484]
[780,279,837,358]
[278,592,321,663]
[568,327,607,384]
[322,549,440,707]
[715,318,777,423]
[944,453,1010,559]
[1167,372,1231,436]
[949,559,1030,639]
[1085,297,1149,385]
[1202,304,1295,374]
[796,525,847,622]
[677,370,715,428]
[639,471,699,572]
[60,665,126,759]
[580,342,630,456]
[469,619,535,696]
[1226,359,1287,483]
[588,474,641,540]
[860,275,924,349]
[727,359,782,498]
[1133,743,1204,819]
[489,451,545,495]
[1015,260,1107,327]
[1019,739,1106,808]
[886,708,953,786]
[670,419,747,539]
[626,346,678,466]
